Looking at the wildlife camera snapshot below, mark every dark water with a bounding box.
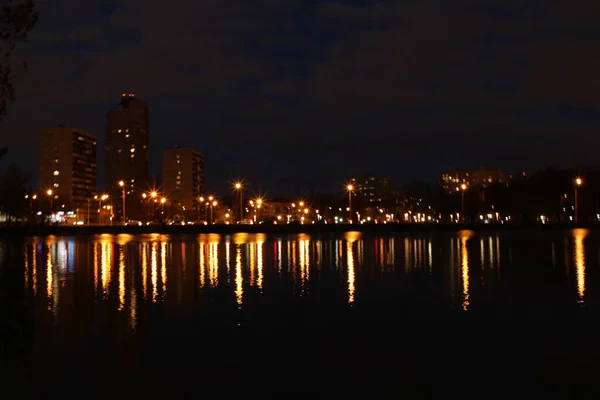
[2,229,600,393]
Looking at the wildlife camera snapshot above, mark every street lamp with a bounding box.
[96,194,109,224]
[575,178,583,223]
[211,200,218,224]
[460,183,467,222]
[234,181,243,223]
[46,189,53,218]
[119,181,126,224]
[198,196,205,222]
[346,184,354,223]
[160,197,166,218]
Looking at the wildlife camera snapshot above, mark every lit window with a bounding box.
[130,154,134,158]
[118,129,122,133]
[130,148,135,152]
[53,170,59,176]
[125,134,129,138]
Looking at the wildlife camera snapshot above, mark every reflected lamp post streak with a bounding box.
[347,241,355,304]
[141,243,148,298]
[459,230,473,311]
[574,228,588,304]
[151,243,158,303]
[161,242,167,297]
[257,240,264,291]
[235,246,243,306]
[118,246,125,311]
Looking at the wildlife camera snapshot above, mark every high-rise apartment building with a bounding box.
[350,173,391,207]
[162,147,205,221]
[39,125,96,219]
[105,93,149,221]
[440,168,505,193]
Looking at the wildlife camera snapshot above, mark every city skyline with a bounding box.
[2,1,600,194]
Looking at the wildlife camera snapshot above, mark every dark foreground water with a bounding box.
[2,229,600,393]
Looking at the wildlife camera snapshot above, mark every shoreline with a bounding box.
[0,222,597,237]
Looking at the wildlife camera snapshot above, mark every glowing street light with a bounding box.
[234,181,243,223]
[46,189,53,215]
[460,183,468,222]
[119,180,126,224]
[575,177,583,223]
[210,200,218,224]
[346,184,354,223]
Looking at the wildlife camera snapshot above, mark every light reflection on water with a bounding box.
[15,229,600,333]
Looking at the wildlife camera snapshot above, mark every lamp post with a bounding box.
[460,183,467,222]
[234,182,243,223]
[119,181,126,224]
[575,178,583,223]
[346,184,354,223]
[25,194,37,222]
[198,196,205,222]
[46,189,53,218]
[160,197,166,221]
[207,196,214,222]
[142,193,148,223]
[87,197,91,224]
[210,200,217,224]
[255,198,263,224]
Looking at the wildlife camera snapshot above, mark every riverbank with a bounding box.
[0,222,598,237]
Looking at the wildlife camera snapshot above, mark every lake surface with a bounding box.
[2,229,600,393]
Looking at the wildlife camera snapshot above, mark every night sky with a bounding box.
[3,0,600,195]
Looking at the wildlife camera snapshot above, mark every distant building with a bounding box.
[39,125,96,220]
[105,93,149,221]
[440,168,505,193]
[162,147,205,220]
[350,173,391,207]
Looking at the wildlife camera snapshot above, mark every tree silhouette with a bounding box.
[0,163,28,224]
[0,0,39,122]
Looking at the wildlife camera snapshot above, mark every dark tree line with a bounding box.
[1,0,39,121]
[0,1,38,224]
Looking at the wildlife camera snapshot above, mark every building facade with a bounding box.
[39,125,96,220]
[105,94,149,221]
[440,168,505,193]
[162,147,205,221]
[350,173,391,207]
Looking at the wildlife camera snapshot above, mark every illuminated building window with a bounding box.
[130,148,135,152]
[53,170,59,176]
[118,129,122,133]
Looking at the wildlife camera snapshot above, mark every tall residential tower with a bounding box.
[105,93,149,221]
[39,125,96,220]
[162,147,205,221]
